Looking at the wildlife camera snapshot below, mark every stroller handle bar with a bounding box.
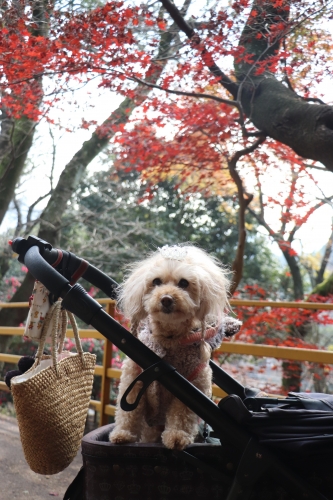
[12,235,118,299]
[10,235,328,500]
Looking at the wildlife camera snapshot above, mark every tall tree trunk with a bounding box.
[281,250,304,301]
[316,223,333,285]
[280,250,304,393]
[0,114,39,227]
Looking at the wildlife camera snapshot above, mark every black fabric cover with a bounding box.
[220,392,333,453]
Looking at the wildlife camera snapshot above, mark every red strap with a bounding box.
[70,259,89,285]
[187,362,207,381]
[51,251,88,285]
[204,326,219,341]
[52,250,63,268]
[178,326,218,346]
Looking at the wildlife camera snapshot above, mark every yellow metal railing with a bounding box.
[1,298,333,424]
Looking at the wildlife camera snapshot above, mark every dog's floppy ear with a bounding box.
[117,262,150,334]
[197,279,228,322]
[194,257,230,323]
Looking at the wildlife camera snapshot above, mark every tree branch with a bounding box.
[159,0,239,98]
[227,135,266,295]
[13,196,23,235]
[27,190,53,226]
[126,74,240,108]
[316,219,333,285]
[281,169,298,236]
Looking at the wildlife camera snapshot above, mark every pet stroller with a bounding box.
[10,235,333,500]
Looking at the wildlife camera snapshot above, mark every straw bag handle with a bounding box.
[35,300,85,376]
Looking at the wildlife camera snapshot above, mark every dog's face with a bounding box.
[118,246,230,337]
[143,260,202,327]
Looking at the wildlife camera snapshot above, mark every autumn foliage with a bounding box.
[1,0,333,395]
[1,1,142,119]
[1,0,331,119]
[232,286,333,348]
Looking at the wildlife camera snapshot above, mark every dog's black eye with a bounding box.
[178,278,189,289]
[152,278,162,286]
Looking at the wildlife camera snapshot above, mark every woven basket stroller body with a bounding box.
[11,301,96,475]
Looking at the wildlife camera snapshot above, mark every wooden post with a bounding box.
[99,301,115,427]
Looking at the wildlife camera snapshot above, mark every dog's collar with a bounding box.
[146,319,220,348]
[146,325,219,345]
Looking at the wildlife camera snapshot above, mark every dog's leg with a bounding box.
[162,366,212,450]
[162,399,198,450]
[109,358,145,444]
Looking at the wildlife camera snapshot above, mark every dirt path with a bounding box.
[0,414,83,500]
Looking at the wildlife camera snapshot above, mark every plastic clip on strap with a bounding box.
[121,361,176,412]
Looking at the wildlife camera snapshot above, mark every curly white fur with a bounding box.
[117,245,230,332]
[109,245,231,450]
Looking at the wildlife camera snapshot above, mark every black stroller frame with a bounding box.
[10,235,333,500]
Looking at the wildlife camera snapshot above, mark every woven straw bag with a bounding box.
[11,301,96,475]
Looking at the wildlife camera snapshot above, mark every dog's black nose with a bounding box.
[161,295,173,309]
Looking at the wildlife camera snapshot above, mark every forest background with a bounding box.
[0,0,333,401]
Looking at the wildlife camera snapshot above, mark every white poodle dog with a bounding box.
[109,245,240,450]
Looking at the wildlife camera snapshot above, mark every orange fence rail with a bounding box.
[1,298,333,426]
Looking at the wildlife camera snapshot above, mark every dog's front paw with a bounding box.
[109,428,137,444]
[162,430,193,450]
